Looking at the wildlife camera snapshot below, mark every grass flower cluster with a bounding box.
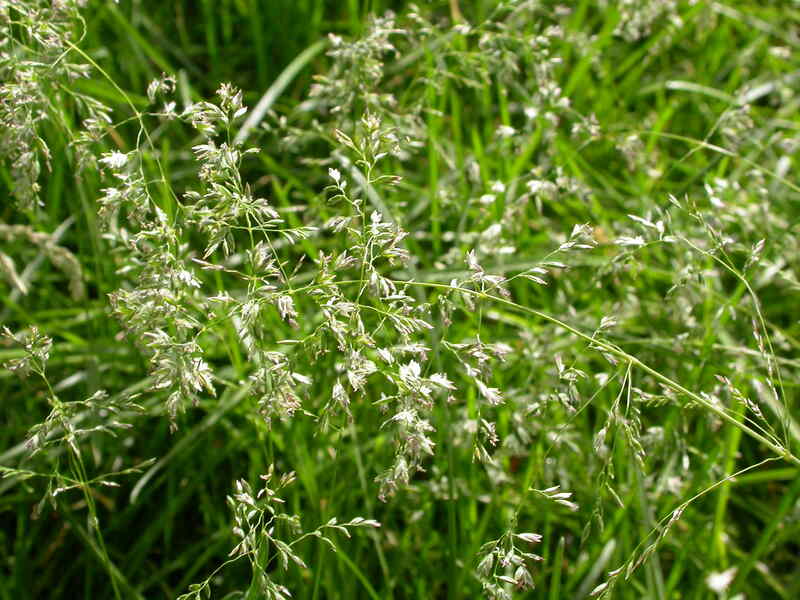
[2,1,800,599]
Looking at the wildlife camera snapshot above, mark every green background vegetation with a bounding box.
[2,1,800,599]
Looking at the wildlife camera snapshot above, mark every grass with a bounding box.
[2,0,800,599]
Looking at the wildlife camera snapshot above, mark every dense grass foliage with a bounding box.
[2,1,800,598]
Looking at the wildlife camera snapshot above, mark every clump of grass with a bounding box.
[3,1,800,599]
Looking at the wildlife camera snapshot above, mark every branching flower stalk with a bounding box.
[179,467,380,600]
[3,2,800,599]
[1,327,144,600]
[402,281,800,467]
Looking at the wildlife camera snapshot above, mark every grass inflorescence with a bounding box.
[2,1,800,599]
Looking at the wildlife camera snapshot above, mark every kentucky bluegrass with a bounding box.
[3,1,800,599]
